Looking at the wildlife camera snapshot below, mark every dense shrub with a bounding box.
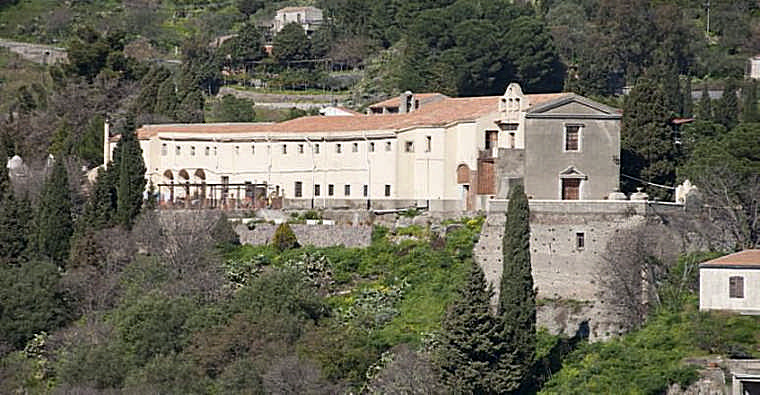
[271,223,299,251]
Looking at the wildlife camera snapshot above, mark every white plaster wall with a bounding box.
[144,134,401,200]
[700,268,760,312]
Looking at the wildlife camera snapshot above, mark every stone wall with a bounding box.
[235,223,372,247]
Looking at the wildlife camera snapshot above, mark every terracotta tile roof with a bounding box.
[136,123,276,139]
[369,93,448,108]
[132,92,573,139]
[277,6,320,13]
[700,250,760,268]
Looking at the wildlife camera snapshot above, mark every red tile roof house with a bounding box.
[106,82,622,212]
[700,250,760,314]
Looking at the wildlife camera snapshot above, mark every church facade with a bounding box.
[110,83,622,211]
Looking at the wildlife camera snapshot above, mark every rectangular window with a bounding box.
[576,232,585,249]
[314,144,320,154]
[352,142,358,152]
[294,181,302,197]
[425,136,432,152]
[282,144,287,154]
[251,145,255,155]
[336,143,342,153]
[205,146,210,156]
[314,184,321,196]
[328,184,334,196]
[730,276,745,298]
[344,184,350,196]
[161,143,167,156]
[176,146,181,156]
[384,184,391,197]
[562,178,581,200]
[190,146,196,156]
[565,125,580,151]
[298,144,304,154]
[385,141,392,151]
[485,130,498,150]
[369,142,375,152]
[509,132,516,149]
[363,185,368,197]
[405,141,414,153]
[213,147,217,156]
[235,146,240,155]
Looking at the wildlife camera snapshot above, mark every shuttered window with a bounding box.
[729,276,744,298]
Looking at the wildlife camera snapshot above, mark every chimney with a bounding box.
[400,91,413,113]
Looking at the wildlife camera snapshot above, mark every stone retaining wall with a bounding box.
[235,223,372,247]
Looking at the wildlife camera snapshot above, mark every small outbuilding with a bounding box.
[700,250,760,313]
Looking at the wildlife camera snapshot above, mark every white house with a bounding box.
[700,250,760,313]
[107,83,622,211]
[272,6,323,35]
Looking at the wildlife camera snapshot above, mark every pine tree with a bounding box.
[34,158,74,267]
[498,183,536,392]
[696,84,712,120]
[714,79,739,130]
[115,116,146,229]
[741,80,759,123]
[437,262,508,394]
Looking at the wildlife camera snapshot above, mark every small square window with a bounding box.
[384,184,391,196]
[314,144,320,154]
[282,144,287,154]
[328,184,334,196]
[294,181,302,198]
[352,143,358,152]
[385,142,392,151]
[405,141,414,153]
[344,184,351,196]
[576,232,585,249]
[298,144,304,154]
[369,142,375,152]
[336,143,342,154]
[314,184,321,196]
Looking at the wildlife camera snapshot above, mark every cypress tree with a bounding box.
[741,80,759,123]
[79,166,117,232]
[34,158,74,267]
[682,77,693,118]
[498,183,536,392]
[696,84,712,120]
[155,78,178,119]
[437,262,508,394]
[115,116,146,229]
[0,155,26,264]
[621,74,677,199]
[714,79,739,130]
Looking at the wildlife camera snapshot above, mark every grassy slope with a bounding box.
[541,299,760,394]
